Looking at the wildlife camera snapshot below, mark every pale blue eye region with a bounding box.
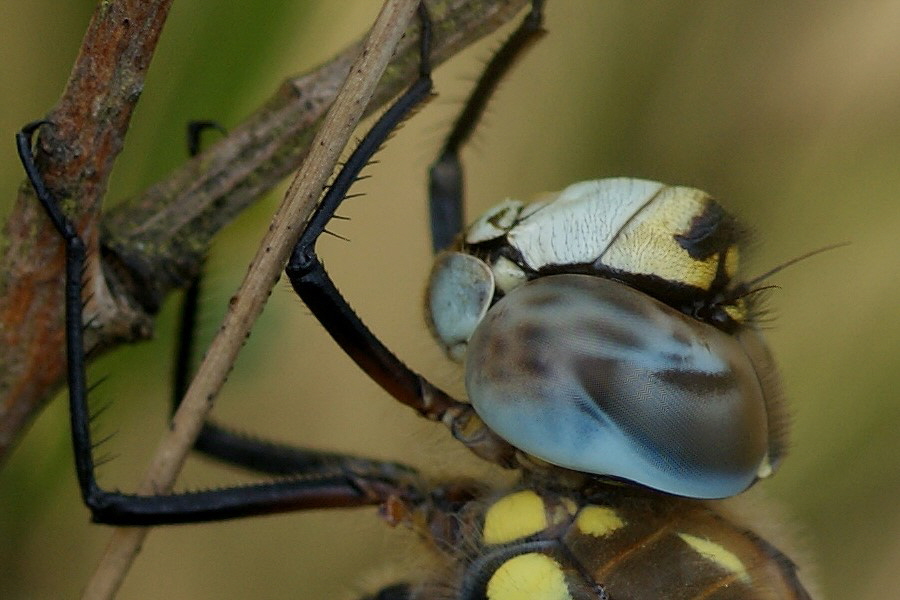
[466,274,769,499]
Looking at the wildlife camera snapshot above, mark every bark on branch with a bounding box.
[0,0,528,463]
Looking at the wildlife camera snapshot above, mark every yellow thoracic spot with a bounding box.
[483,490,547,545]
[574,505,625,538]
[486,553,573,600]
[677,533,751,584]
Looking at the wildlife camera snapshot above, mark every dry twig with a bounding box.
[81,1,423,597]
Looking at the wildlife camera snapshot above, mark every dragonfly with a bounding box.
[14,2,818,598]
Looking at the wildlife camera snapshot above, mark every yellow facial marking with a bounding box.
[483,491,548,545]
[486,553,573,600]
[492,255,528,294]
[575,505,625,537]
[677,533,751,583]
[600,186,733,291]
[723,301,747,324]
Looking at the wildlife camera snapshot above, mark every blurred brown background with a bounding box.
[2,2,898,598]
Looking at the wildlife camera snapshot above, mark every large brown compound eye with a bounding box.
[464,274,785,499]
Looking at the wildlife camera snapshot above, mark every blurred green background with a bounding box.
[2,2,899,598]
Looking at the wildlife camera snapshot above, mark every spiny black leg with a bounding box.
[175,252,419,476]
[289,3,435,251]
[428,0,545,252]
[14,6,441,525]
[285,5,516,468]
[17,119,92,495]
[287,1,442,413]
[184,120,226,157]
[16,120,71,236]
[172,273,203,401]
[172,121,346,476]
[173,129,439,478]
[172,120,222,405]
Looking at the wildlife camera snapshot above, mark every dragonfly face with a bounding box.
[426,178,786,499]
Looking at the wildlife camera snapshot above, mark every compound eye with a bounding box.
[465,274,775,499]
[426,252,495,362]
